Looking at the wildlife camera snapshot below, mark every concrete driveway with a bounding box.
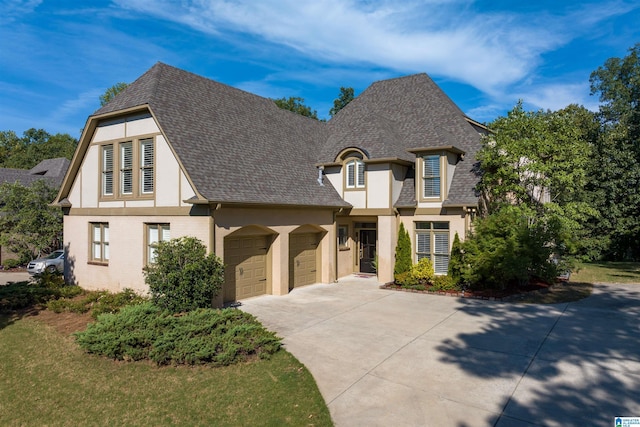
[240,275,640,427]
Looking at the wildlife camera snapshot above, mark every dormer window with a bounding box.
[346,159,365,189]
[422,154,441,198]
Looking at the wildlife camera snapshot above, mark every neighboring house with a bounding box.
[0,157,70,263]
[53,62,487,305]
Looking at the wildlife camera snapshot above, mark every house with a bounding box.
[0,157,70,264]
[53,62,486,304]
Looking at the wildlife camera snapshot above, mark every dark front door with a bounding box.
[359,229,377,273]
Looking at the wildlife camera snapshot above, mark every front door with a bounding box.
[359,229,377,273]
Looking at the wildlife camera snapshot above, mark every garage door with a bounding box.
[224,236,268,302]
[289,233,318,290]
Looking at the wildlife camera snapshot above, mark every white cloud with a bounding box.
[0,0,42,24]
[519,82,599,112]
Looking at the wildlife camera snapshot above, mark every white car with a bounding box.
[27,250,65,275]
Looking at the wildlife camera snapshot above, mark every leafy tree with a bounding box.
[143,236,224,313]
[0,129,77,169]
[272,96,319,120]
[394,223,412,278]
[0,180,62,263]
[587,43,640,260]
[329,87,354,117]
[100,82,129,107]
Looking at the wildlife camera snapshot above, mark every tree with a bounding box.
[100,82,129,107]
[329,87,354,117]
[143,237,224,313]
[0,129,77,169]
[0,180,62,263]
[394,223,412,278]
[587,44,640,260]
[448,232,464,284]
[272,96,319,120]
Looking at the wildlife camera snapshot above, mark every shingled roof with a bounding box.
[92,63,481,208]
[94,62,349,208]
[323,73,481,207]
[0,158,69,188]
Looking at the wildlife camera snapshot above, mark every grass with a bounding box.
[516,261,640,304]
[571,261,640,284]
[0,314,333,426]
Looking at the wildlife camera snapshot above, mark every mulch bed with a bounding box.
[380,279,553,301]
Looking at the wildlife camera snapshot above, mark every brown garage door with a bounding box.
[224,236,268,302]
[289,233,318,290]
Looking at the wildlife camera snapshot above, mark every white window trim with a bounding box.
[345,159,365,189]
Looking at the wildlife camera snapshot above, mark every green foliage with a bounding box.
[430,275,460,291]
[2,259,21,269]
[462,205,559,289]
[410,257,435,284]
[329,87,355,117]
[33,270,66,289]
[586,43,640,260]
[448,232,464,285]
[394,223,412,278]
[0,281,58,311]
[272,96,319,120]
[0,180,63,262]
[99,82,129,107]
[0,128,77,169]
[143,237,224,313]
[394,271,419,288]
[47,288,146,318]
[74,303,282,366]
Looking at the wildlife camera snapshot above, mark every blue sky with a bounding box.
[1,0,639,138]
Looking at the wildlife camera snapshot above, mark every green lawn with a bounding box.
[0,314,332,427]
[571,261,640,284]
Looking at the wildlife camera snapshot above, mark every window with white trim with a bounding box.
[422,154,441,198]
[338,225,349,249]
[120,141,133,195]
[102,145,113,196]
[140,138,154,194]
[346,159,365,188]
[147,223,170,264]
[415,222,449,274]
[90,222,109,263]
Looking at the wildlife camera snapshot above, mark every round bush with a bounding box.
[143,237,224,313]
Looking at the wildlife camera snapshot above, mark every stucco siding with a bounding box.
[125,114,159,136]
[344,190,366,207]
[366,164,389,209]
[79,145,99,208]
[156,135,185,207]
[64,214,210,293]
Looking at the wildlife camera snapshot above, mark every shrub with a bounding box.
[462,205,559,289]
[46,288,146,319]
[430,275,460,291]
[33,270,66,289]
[0,282,58,311]
[410,257,435,284]
[394,271,419,287]
[2,259,21,269]
[143,237,224,313]
[448,232,464,285]
[74,302,281,366]
[394,223,412,278]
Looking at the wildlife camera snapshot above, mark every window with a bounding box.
[102,145,113,196]
[346,159,365,188]
[140,138,154,194]
[338,225,349,249]
[90,223,109,263]
[120,141,133,195]
[100,138,154,198]
[422,154,441,198]
[147,223,170,263]
[415,222,449,274]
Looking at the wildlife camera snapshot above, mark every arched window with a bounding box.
[345,159,365,188]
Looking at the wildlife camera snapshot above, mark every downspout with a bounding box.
[333,207,343,282]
